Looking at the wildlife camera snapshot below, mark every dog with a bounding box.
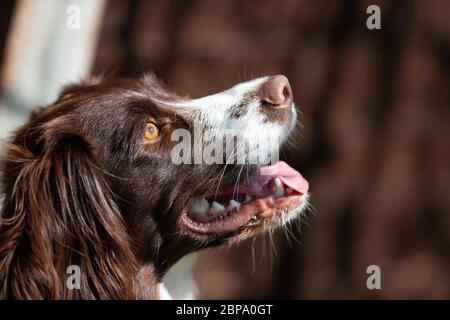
[0,74,309,299]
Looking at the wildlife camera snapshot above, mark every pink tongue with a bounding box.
[236,161,309,197]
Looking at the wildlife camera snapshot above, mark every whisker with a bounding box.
[260,232,266,265]
[251,237,256,275]
[269,227,278,257]
[213,144,238,198]
[232,165,245,199]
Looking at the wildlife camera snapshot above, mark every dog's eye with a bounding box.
[144,123,160,140]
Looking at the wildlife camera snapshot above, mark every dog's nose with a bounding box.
[260,75,293,107]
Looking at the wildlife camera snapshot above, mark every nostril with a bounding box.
[282,85,291,103]
[260,75,292,107]
[282,83,292,103]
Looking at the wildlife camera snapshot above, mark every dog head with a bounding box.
[0,74,309,298]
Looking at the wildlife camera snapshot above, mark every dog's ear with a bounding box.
[0,116,137,299]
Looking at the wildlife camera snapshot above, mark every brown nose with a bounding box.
[260,75,292,107]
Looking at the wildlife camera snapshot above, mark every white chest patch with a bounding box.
[160,253,198,300]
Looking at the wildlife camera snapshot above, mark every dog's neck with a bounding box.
[136,254,198,300]
[161,253,198,299]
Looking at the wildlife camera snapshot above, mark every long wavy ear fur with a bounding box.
[0,116,138,299]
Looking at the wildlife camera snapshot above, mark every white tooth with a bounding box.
[243,195,252,204]
[274,178,285,197]
[189,198,209,214]
[210,201,225,213]
[228,199,241,211]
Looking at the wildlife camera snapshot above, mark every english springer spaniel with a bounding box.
[0,74,309,299]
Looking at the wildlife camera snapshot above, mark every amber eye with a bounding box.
[144,123,160,140]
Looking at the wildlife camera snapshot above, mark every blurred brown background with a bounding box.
[1,0,450,299]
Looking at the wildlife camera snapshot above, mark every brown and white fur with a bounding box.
[0,74,309,299]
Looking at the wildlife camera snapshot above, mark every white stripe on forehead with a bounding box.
[183,76,268,110]
[149,76,295,165]
[150,76,268,127]
[150,77,266,110]
[148,75,292,139]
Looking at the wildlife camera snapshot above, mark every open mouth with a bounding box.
[183,161,309,234]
